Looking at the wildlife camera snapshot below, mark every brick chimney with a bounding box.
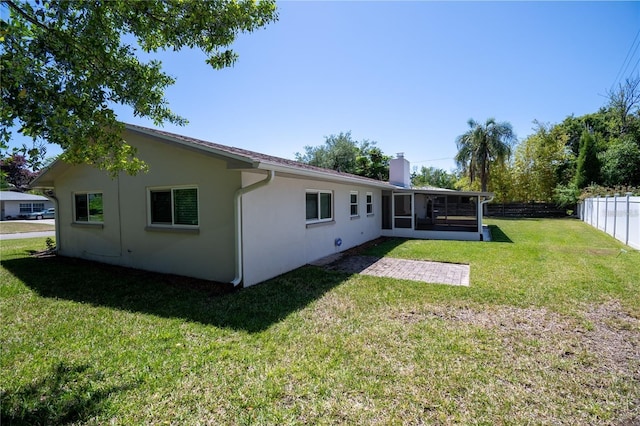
[389,153,411,188]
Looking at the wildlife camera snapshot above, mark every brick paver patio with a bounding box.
[324,255,470,286]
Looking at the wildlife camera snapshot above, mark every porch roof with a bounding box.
[391,187,494,198]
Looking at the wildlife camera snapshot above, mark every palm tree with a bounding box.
[455,118,515,192]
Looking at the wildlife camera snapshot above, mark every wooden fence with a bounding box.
[486,202,570,218]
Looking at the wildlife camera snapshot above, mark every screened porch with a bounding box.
[381,190,493,241]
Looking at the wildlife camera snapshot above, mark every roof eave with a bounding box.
[127,124,398,188]
[393,188,494,197]
[30,158,68,189]
[254,162,395,189]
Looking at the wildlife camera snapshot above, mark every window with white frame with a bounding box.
[74,192,104,223]
[366,192,373,215]
[19,203,44,213]
[306,190,333,223]
[350,191,359,217]
[148,186,198,227]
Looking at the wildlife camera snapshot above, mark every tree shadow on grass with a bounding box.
[2,254,348,333]
[3,238,429,334]
[1,361,139,425]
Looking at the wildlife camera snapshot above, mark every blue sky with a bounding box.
[10,1,640,172]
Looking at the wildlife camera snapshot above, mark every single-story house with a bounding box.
[0,191,54,220]
[32,124,493,287]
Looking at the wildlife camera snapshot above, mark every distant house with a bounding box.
[0,191,54,220]
[32,124,492,287]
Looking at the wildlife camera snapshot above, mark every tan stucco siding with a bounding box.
[241,172,382,286]
[54,163,121,260]
[54,131,239,282]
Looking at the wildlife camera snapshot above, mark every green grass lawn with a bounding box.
[1,218,639,425]
[0,221,55,234]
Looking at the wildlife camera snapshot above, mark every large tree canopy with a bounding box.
[511,121,570,202]
[411,166,457,190]
[295,132,390,181]
[454,118,515,193]
[0,0,278,174]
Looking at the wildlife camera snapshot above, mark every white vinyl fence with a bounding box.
[578,194,640,250]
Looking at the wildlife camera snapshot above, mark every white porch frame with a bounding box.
[381,189,493,241]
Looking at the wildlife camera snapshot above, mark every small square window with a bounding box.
[306,190,333,224]
[74,192,104,223]
[149,187,199,227]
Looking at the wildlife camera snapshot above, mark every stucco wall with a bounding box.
[48,129,390,286]
[241,172,382,286]
[53,131,239,282]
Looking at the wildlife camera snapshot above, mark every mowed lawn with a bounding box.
[1,218,638,425]
[0,221,55,234]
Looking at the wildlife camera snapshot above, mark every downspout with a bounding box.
[231,170,275,287]
[45,190,60,252]
[478,195,494,241]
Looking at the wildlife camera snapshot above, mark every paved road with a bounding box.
[0,219,56,240]
[7,219,55,225]
[0,230,56,240]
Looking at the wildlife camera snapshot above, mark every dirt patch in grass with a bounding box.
[391,300,640,424]
[395,300,639,375]
[585,248,624,256]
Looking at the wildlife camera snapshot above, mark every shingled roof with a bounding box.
[126,124,396,189]
[0,191,50,201]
